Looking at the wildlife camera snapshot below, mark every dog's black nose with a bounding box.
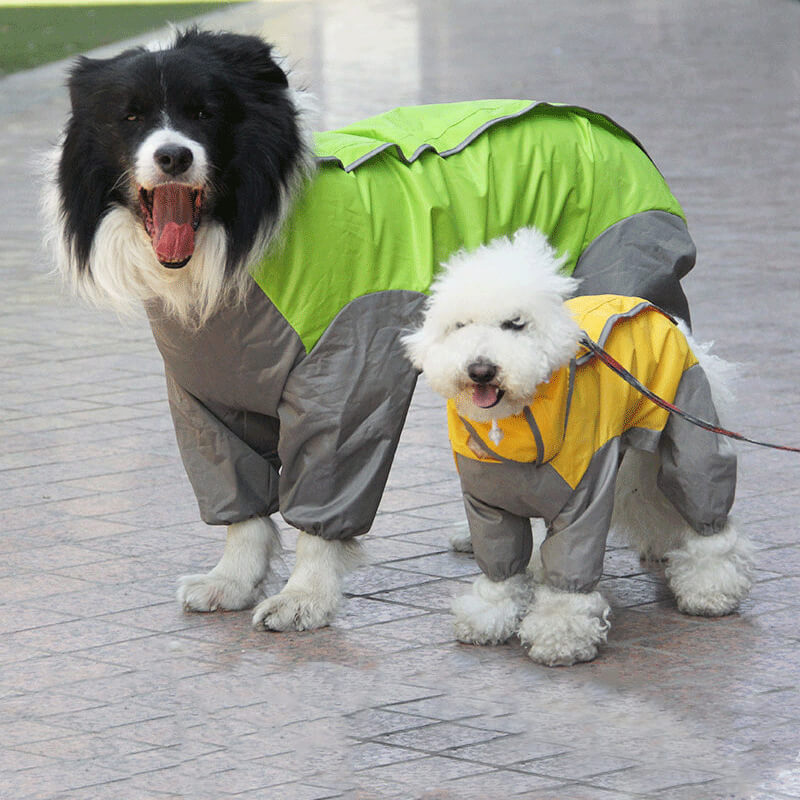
[154,144,194,176]
[467,361,498,384]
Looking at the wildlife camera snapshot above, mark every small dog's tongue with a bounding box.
[472,384,500,408]
[150,184,195,265]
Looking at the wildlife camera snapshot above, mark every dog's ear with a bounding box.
[67,56,99,112]
[175,29,288,88]
[401,328,428,371]
[66,51,132,112]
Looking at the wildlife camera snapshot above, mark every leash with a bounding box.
[579,334,800,453]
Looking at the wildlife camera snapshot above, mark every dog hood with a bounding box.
[448,295,698,488]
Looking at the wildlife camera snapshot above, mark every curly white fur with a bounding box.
[404,228,581,422]
[452,574,532,645]
[665,523,754,616]
[518,585,611,666]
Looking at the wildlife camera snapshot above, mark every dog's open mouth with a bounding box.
[139,184,203,268]
[471,384,505,409]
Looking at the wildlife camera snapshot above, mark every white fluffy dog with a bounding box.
[404,228,754,666]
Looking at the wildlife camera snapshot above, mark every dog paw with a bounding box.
[449,525,474,553]
[518,585,611,667]
[672,589,742,617]
[177,572,265,612]
[665,524,754,617]
[252,589,336,632]
[452,574,530,645]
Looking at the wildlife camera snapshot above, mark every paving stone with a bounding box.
[2,0,800,797]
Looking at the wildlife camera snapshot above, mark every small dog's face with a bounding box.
[406,306,575,422]
[404,229,582,423]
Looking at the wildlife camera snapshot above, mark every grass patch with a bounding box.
[0,2,243,76]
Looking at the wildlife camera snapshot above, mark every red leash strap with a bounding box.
[579,334,800,454]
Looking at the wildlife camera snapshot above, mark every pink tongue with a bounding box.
[151,184,195,264]
[472,384,499,408]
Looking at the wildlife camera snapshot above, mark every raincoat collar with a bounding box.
[449,359,576,465]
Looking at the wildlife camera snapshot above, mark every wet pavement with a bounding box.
[1,0,800,798]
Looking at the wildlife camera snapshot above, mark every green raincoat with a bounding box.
[147,100,697,539]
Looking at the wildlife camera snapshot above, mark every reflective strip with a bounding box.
[575,301,672,366]
[316,101,653,173]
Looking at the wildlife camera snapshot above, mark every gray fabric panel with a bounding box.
[165,373,280,525]
[621,425,663,454]
[277,290,427,540]
[147,280,305,415]
[149,281,305,526]
[541,439,623,593]
[455,454,573,523]
[462,492,532,582]
[572,210,696,326]
[657,364,737,534]
[523,406,547,461]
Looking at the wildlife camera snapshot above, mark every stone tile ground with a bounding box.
[1,0,799,797]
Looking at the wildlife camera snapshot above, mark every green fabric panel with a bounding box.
[251,101,685,353]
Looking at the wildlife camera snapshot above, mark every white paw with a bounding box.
[178,572,265,612]
[176,517,280,613]
[452,574,530,645]
[665,524,754,617]
[449,525,474,553]
[250,532,358,631]
[518,585,611,667]
[252,588,336,631]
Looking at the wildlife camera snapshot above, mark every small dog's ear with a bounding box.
[401,328,427,370]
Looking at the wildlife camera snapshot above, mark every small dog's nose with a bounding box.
[467,361,497,384]
[154,144,194,176]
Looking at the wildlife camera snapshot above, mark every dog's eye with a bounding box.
[194,109,212,121]
[125,112,144,122]
[500,318,526,331]
[454,322,465,330]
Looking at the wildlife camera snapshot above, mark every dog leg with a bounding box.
[177,516,280,612]
[449,522,474,553]
[518,584,611,666]
[611,450,685,563]
[252,532,362,631]
[452,573,531,645]
[665,522,754,616]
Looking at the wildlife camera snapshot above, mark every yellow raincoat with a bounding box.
[450,296,736,592]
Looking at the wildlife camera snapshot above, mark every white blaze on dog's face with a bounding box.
[405,228,582,423]
[134,127,211,269]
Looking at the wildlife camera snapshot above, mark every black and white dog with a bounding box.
[46,29,700,632]
[50,29,311,327]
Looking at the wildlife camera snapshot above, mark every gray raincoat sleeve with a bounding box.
[276,290,426,540]
[166,372,282,525]
[539,440,622,593]
[459,442,622,593]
